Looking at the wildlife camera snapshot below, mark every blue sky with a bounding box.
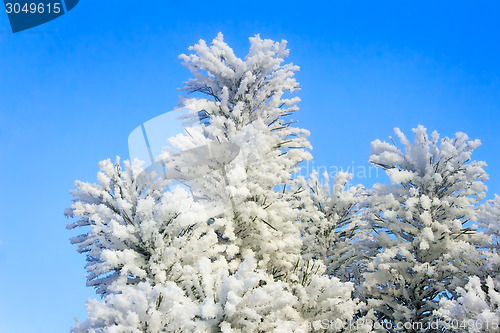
[1,1,499,331]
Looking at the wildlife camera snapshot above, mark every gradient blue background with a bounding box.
[1,1,499,332]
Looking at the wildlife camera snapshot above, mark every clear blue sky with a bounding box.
[1,1,499,332]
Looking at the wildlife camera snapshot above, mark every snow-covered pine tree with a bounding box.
[297,170,380,326]
[67,34,360,332]
[298,170,376,288]
[362,125,489,331]
[171,33,312,275]
[435,195,500,332]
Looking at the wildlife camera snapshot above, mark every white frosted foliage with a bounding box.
[364,125,490,327]
[436,276,500,332]
[67,35,500,333]
[68,34,359,332]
